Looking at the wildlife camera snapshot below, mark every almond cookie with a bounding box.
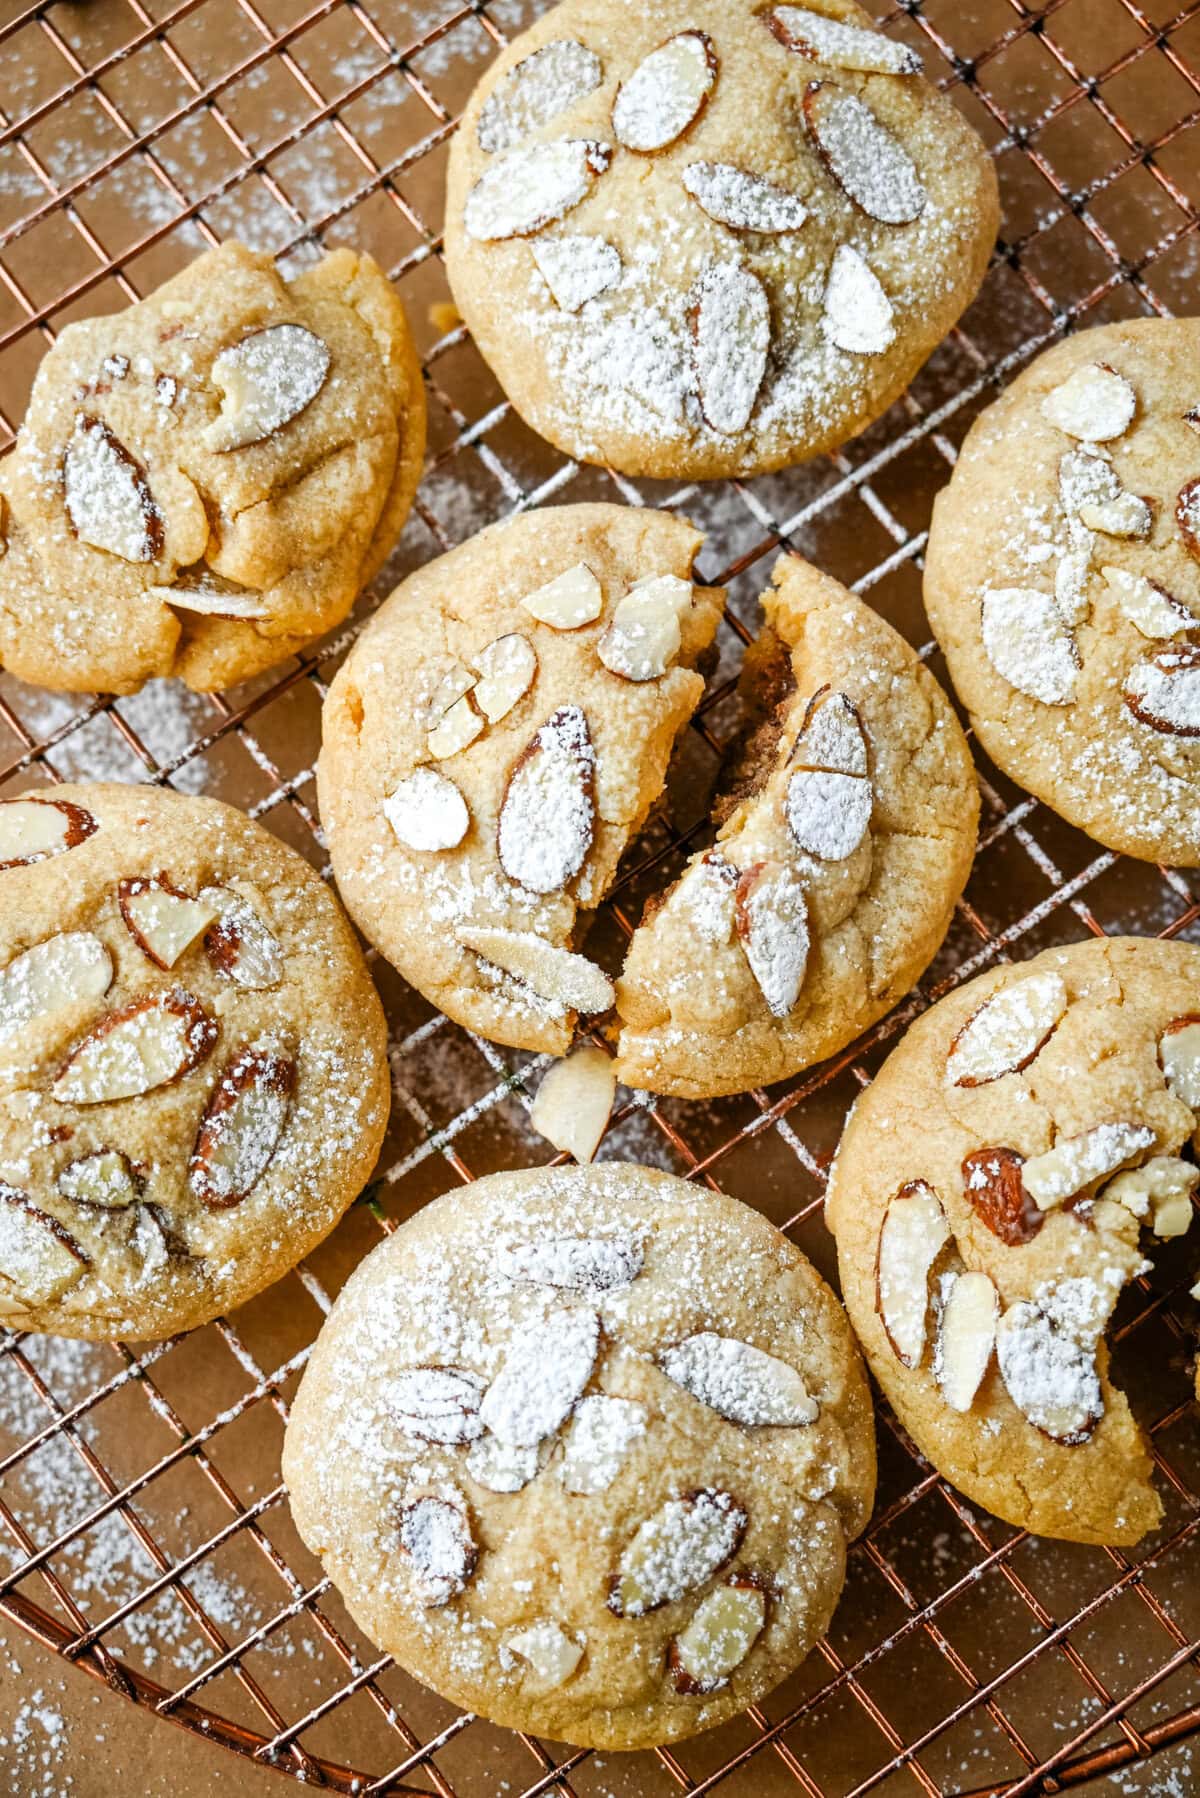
[443,0,998,480]
[925,319,1200,865]
[0,241,425,695]
[317,502,726,1058]
[0,782,389,1338]
[283,1164,875,1749]
[614,556,979,1097]
[826,936,1200,1546]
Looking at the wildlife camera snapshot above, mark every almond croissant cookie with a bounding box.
[283,1165,875,1750]
[0,782,389,1338]
[925,319,1200,864]
[0,241,425,694]
[827,936,1200,1546]
[444,0,998,479]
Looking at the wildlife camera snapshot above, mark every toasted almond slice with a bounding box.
[529,1046,616,1164]
[502,1233,642,1292]
[980,588,1079,705]
[119,876,218,970]
[63,415,163,563]
[962,1146,1044,1245]
[384,768,470,852]
[205,324,331,452]
[821,245,895,355]
[996,1295,1102,1444]
[427,664,478,723]
[627,572,696,613]
[609,1489,746,1618]
[0,1183,87,1304]
[1102,565,1194,638]
[473,634,537,724]
[612,31,717,153]
[1106,1155,1198,1221]
[465,1433,543,1493]
[199,887,284,990]
[876,1180,951,1368]
[479,1308,600,1447]
[674,851,738,945]
[935,1271,998,1413]
[391,1366,486,1446]
[802,81,926,224]
[734,862,809,1017]
[464,139,613,240]
[399,1491,476,1606]
[669,1579,768,1695]
[682,162,808,233]
[1042,363,1136,442]
[0,795,97,872]
[946,971,1068,1087]
[1159,1015,1200,1108]
[54,990,218,1105]
[520,562,603,629]
[457,926,614,1016]
[560,1394,647,1494]
[658,1332,818,1427]
[478,40,603,153]
[598,584,683,681]
[57,1149,139,1210]
[532,235,621,311]
[0,932,113,1046]
[1022,1120,1155,1211]
[793,687,868,776]
[498,706,595,893]
[188,1045,295,1208]
[1078,490,1153,538]
[1123,648,1200,737]
[427,694,485,760]
[1178,478,1200,561]
[148,579,270,620]
[689,260,770,435]
[766,6,922,72]
[785,767,871,859]
[504,1621,584,1691]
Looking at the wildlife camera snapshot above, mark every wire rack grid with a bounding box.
[0,0,1197,1793]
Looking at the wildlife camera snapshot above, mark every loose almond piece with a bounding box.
[464,140,613,241]
[205,324,331,452]
[802,81,926,224]
[876,1181,950,1367]
[64,416,162,563]
[189,1046,295,1208]
[398,1491,476,1606]
[996,1295,1102,1444]
[734,862,809,1017]
[200,887,284,990]
[766,6,923,73]
[427,694,485,761]
[119,876,218,970]
[821,245,895,356]
[935,1271,998,1413]
[793,688,868,776]
[1078,490,1154,538]
[0,1183,87,1304]
[1106,1155,1198,1221]
[598,583,683,681]
[981,588,1079,705]
[1042,363,1136,442]
[504,1621,584,1691]
[479,1308,600,1448]
[682,163,808,233]
[962,1147,1043,1246]
[0,796,97,872]
[147,579,271,620]
[477,40,603,154]
[457,926,614,1015]
[1178,479,1200,561]
[560,1394,647,1494]
[529,1046,616,1164]
[669,1579,767,1695]
[1022,1120,1155,1211]
[658,1332,818,1426]
[609,1489,746,1618]
[503,1233,642,1291]
[384,768,470,852]
[1058,446,1151,541]
[946,972,1068,1087]
[1124,648,1200,736]
[612,32,717,153]
[57,1149,139,1210]
[473,633,537,723]
[498,706,595,894]
[785,767,872,860]
[465,1433,543,1493]
[391,1366,486,1446]
[520,562,603,630]
[0,932,113,1046]
[54,990,218,1105]
[532,235,621,311]
[1159,1015,1200,1108]
[1102,566,1195,638]
[690,260,770,435]
[1152,1186,1195,1238]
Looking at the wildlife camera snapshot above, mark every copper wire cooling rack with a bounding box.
[0,0,1198,1792]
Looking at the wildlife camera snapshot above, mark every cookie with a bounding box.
[0,241,425,695]
[826,936,1200,1546]
[317,502,726,1059]
[0,782,389,1338]
[282,1164,875,1749]
[614,556,980,1097]
[443,0,998,480]
[924,319,1200,865]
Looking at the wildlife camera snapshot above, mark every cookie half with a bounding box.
[283,1164,875,1750]
[0,783,389,1338]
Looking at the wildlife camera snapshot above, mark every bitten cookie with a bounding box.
[925,319,1200,864]
[0,783,389,1338]
[826,936,1200,1546]
[614,556,979,1097]
[318,502,725,1058]
[0,241,425,695]
[283,1164,875,1750]
[444,0,998,480]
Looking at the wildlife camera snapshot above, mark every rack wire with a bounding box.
[0,0,1197,1791]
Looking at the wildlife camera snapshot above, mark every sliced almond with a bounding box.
[669,1579,767,1695]
[612,31,717,153]
[426,664,478,724]
[980,588,1079,705]
[0,932,113,1046]
[682,162,808,233]
[996,1295,1102,1444]
[785,767,871,860]
[391,1366,486,1446]
[464,139,613,241]
[1152,1188,1195,1238]
[54,990,218,1106]
[57,1149,139,1210]
[946,971,1068,1087]
[477,40,603,154]
[0,796,97,872]
[734,862,809,1018]
[1159,1015,1200,1108]
[529,1046,616,1164]
[821,245,895,356]
[532,235,621,311]
[1102,565,1195,638]
[205,324,331,452]
[200,887,284,991]
[598,584,683,681]
[876,1180,951,1368]
[188,1045,295,1209]
[802,81,926,224]
[608,1489,746,1618]
[478,1308,600,1448]
[1042,363,1136,442]
[1124,648,1200,736]
[398,1491,476,1606]
[384,767,470,853]
[427,694,485,761]
[119,876,218,970]
[504,1621,584,1692]
[457,926,614,1016]
[560,1394,647,1494]
[935,1271,998,1413]
[658,1332,818,1427]
[147,578,270,620]
[675,852,738,945]
[473,633,537,724]
[1105,1155,1198,1221]
[1078,490,1154,538]
[1022,1120,1155,1211]
[765,6,923,73]
[502,1233,642,1292]
[465,1433,543,1494]
[0,1183,87,1304]
[689,260,770,436]
[793,687,868,776]
[497,706,595,894]
[1054,544,1093,625]
[63,415,163,563]
[1178,478,1200,561]
[520,562,603,630]
[962,1146,1043,1246]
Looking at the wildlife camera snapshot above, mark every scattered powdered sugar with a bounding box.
[465,1431,541,1492]
[477,1306,599,1447]
[559,1393,647,1494]
[658,1332,818,1426]
[477,39,603,154]
[497,705,595,894]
